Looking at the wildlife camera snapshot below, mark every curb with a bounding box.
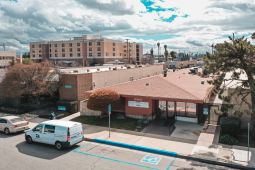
[84,137,254,170]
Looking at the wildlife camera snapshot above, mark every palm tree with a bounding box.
[170,51,177,61]
[157,42,160,55]
[252,32,255,40]
[150,48,154,64]
[164,45,168,62]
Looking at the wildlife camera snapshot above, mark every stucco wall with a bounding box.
[92,64,163,89]
[125,97,153,118]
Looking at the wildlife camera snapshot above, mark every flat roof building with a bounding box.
[0,51,16,68]
[86,69,215,124]
[30,35,143,66]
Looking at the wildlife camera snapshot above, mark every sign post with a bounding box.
[248,122,250,162]
[108,104,111,138]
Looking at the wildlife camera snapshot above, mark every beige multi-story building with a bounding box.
[0,51,16,68]
[30,35,143,66]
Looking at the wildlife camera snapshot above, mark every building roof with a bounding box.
[89,69,213,103]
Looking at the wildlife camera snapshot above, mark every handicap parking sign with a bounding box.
[141,155,161,165]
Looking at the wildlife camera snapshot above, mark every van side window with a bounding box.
[44,125,55,133]
[0,119,7,123]
[33,124,43,132]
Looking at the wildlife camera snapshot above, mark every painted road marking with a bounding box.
[141,155,161,165]
[72,147,160,170]
[165,159,176,170]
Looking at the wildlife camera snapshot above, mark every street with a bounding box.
[0,132,234,170]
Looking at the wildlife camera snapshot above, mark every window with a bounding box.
[62,54,65,57]
[69,48,72,52]
[0,119,7,123]
[106,52,108,56]
[49,49,51,52]
[77,53,80,57]
[39,50,41,53]
[97,53,101,57]
[62,49,65,52]
[54,44,57,47]
[89,48,92,51]
[31,45,35,48]
[33,124,43,132]
[39,54,42,57]
[77,43,80,46]
[97,47,101,51]
[39,44,41,48]
[89,53,92,57]
[70,53,73,57]
[124,50,127,52]
[33,55,35,58]
[62,44,65,47]
[49,54,52,57]
[89,42,92,46]
[113,43,115,46]
[113,53,115,56]
[55,54,57,57]
[55,50,57,53]
[44,125,55,133]
[113,48,115,51]
[69,43,72,47]
[49,44,51,47]
[97,42,101,46]
[77,48,80,52]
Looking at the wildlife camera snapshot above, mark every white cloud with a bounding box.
[0,0,254,53]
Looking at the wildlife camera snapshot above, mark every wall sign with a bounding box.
[64,85,73,88]
[128,101,149,108]
[203,107,209,115]
[58,106,66,111]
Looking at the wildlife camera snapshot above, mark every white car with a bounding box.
[25,120,84,150]
[0,116,29,135]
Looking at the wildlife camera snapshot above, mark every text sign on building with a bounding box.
[128,101,149,108]
[58,106,66,111]
[203,107,209,115]
[64,85,73,88]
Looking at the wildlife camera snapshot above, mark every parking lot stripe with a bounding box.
[72,147,160,170]
[165,159,176,170]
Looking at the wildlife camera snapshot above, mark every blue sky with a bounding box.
[0,0,255,53]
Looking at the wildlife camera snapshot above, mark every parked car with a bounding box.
[25,120,84,150]
[0,116,29,135]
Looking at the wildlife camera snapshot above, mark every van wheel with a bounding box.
[4,128,10,135]
[26,136,33,144]
[55,142,63,150]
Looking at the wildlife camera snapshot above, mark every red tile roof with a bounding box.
[88,69,214,103]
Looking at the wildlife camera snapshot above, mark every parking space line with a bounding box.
[72,147,160,170]
[165,159,176,170]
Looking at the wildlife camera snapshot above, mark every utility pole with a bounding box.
[248,122,250,163]
[126,39,129,64]
[3,43,5,51]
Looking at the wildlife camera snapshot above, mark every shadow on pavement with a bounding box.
[16,141,79,160]
[0,131,24,138]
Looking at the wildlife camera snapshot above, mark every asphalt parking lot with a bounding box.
[0,131,235,170]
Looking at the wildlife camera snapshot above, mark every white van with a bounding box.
[25,120,84,150]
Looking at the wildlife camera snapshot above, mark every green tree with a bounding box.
[252,32,255,40]
[87,89,120,114]
[0,61,60,104]
[205,33,255,134]
[170,51,177,60]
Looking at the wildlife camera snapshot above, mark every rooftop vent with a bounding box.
[145,83,149,86]
[129,76,134,81]
[87,69,90,72]
[201,80,205,84]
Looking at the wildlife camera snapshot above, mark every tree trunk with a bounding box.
[247,73,255,138]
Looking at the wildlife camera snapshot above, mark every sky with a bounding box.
[0,0,255,54]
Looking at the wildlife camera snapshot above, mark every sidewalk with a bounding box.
[85,128,255,168]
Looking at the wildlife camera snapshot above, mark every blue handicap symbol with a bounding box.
[141,155,161,165]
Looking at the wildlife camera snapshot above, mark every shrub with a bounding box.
[219,134,239,145]
[220,116,241,136]
[87,89,120,113]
